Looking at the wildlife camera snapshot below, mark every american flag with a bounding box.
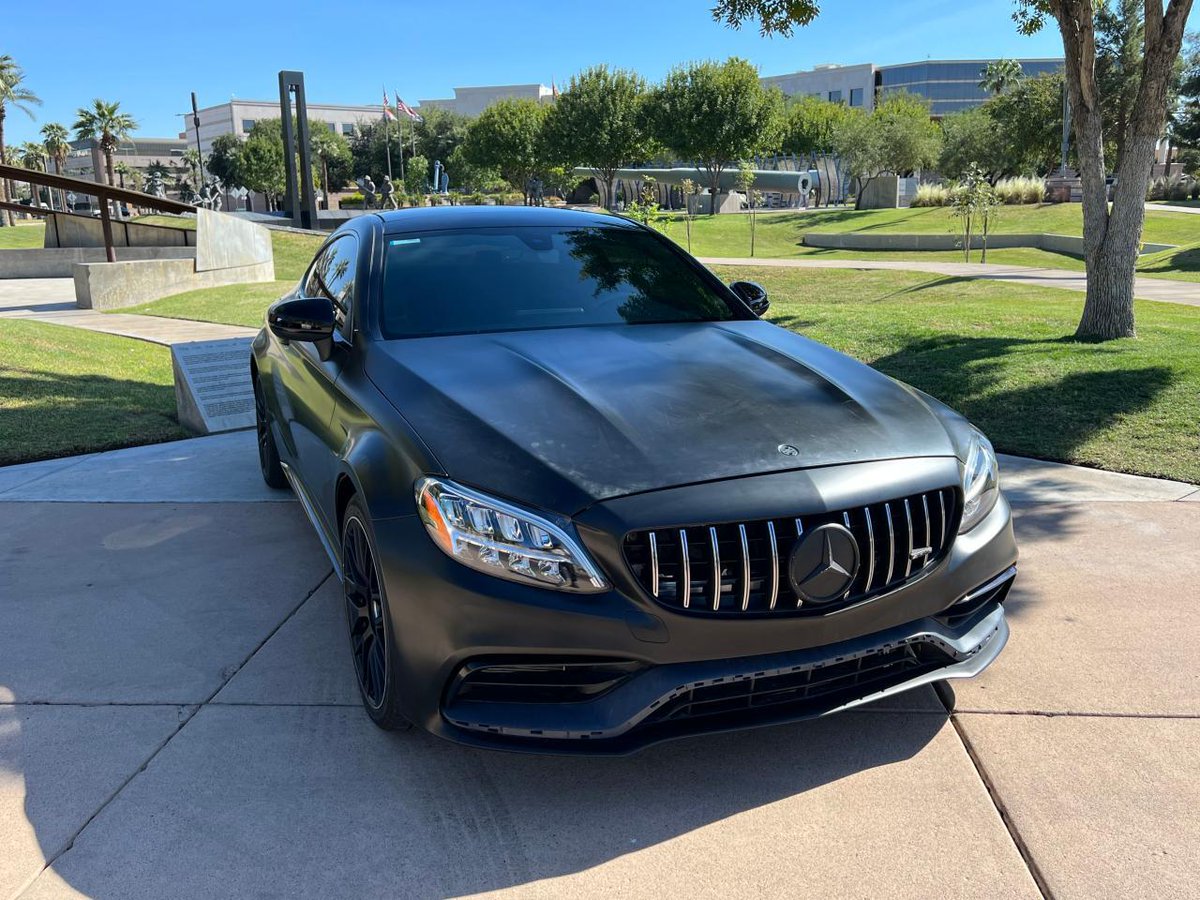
[395,92,423,122]
[382,88,395,121]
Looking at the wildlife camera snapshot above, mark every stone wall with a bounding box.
[0,247,195,279]
[73,258,275,310]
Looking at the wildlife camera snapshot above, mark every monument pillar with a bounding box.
[278,70,320,230]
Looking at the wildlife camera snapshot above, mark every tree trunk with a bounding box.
[1054,0,1193,340]
[0,110,12,227]
[708,166,721,216]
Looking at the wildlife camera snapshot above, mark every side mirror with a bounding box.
[729,280,769,316]
[268,295,336,344]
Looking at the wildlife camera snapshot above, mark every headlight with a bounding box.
[959,428,1000,533]
[415,477,608,592]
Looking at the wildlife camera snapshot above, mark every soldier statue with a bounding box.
[381,175,398,209]
[358,176,378,209]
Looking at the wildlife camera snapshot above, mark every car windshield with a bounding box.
[379,224,738,338]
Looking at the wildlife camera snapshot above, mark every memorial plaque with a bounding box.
[171,337,256,434]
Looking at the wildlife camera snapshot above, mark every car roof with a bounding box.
[374,205,636,234]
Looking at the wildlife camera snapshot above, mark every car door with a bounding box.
[278,233,359,538]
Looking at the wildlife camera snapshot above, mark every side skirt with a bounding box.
[280,461,343,581]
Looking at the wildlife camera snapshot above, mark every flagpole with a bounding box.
[382,85,394,183]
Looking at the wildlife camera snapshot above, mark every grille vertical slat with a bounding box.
[648,532,659,597]
[679,529,691,609]
[624,487,959,618]
[709,526,721,611]
[903,499,914,578]
[766,521,779,610]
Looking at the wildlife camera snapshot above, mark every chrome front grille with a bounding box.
[623,487,960,616]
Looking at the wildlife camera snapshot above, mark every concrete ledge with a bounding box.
[803,231,1175,256]
[73,258,274,310]
[0,247,196,278]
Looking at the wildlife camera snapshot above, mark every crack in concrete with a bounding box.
[12,568,334,900]
[940,689,1055,900]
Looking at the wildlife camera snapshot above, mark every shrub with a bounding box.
[912,183,951,207]
[1166,175,1192,201]
[993,176,1045,205]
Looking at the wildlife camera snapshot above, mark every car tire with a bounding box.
[253,376,288,490]
[342,496,411,731]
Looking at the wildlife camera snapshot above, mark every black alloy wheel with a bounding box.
[254,378,288,489]
[341,498,409,729]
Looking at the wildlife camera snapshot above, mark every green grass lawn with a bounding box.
[0,221,47,248]
[706,264,1200,484]
[120,229,323,327]
[668,205,1200,281]
[0,319,189,466]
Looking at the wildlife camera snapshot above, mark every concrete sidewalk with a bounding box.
[1,435,1197,898]
[699,256,1200,306]
[0,278,255,345]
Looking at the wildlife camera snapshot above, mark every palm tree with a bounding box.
[41,121,70,211]
[180,147,202,189]
[979,59,1024,96]
[17,141,46,206]
[72,98,137,187]
[113,160,132,189]
[0,55,42,226]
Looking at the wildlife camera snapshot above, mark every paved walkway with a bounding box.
[699,257,1200,306]
[0,278,255,345]
[1147,201,1200,214]
[0,432,1197,898]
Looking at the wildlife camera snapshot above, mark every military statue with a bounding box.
[357,176,378,209]
[526,175,544,207]
[144,171,167,201]
[380,175,398,209]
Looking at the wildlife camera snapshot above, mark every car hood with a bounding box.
[367,321,959,515]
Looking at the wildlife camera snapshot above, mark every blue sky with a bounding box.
[4,0,1095,145]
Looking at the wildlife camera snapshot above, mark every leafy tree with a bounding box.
[1014,0,1194,339]
[939,107,1010,180]
[206,133,245,189]
[408,155,430,193]
[310,126,352,199]
[985,71,1068,174]
[1174,32,1200,148]
[711,0,820,35]
[461,98,549,201]
[1096,0,1149,169]
[980,58,1025,94]
[446,143,503,193]
[543,65,654,209]
[780,94,851,158]
[835,92,940,208]
[0,55,41,226]
[644,57,784,213]
[73,98,137,187]
[349,119,405,184]
[951,164,1002,262]
[712,0,1196,339]
[240,119,287,210]
[413,108,470,170]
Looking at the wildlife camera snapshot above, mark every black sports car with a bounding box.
[251,206,1016,754]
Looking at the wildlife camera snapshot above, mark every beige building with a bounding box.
[181,99,382,154]
[416,83,553,117]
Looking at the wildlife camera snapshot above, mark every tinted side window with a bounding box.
[304,236,357,329]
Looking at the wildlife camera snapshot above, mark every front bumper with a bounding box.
[439,577,1011,754]
[369,459,1017,755]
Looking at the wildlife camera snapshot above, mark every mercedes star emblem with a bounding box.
[788,523,861,604]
